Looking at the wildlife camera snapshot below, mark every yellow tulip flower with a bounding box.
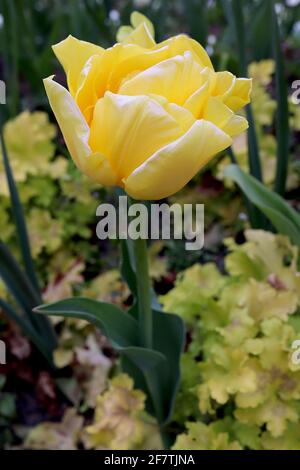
[44,12,251,200]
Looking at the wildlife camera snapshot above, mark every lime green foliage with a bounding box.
[161,230,300,450]
[248,60,276,126]
[83,374,162,450]
[24,409,83,450]
[0,111,59,195]
[82,269,130,306]
[173,419,242,450]
[0,110,101,289]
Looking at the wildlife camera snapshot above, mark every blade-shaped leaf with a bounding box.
[0,130,40,295]
[0,240,57,351]
[224,165,300,249]
[34,297,139,348]
[222,0,266,230]
[249,0,273,60]
[272,0,290,196]
[0,240,40,313]
[0,298,53,365]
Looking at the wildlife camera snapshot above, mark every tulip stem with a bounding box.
[133,236,153,349]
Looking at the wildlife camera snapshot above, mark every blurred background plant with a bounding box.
[0,0,300,450]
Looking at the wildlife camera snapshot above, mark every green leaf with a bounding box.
[34,297,139,348]
[272,0,290,196]
[0,393,16,418]
[0,240,40,314]
[248,0,273,60]
[120,238,137,297]
[0,129,40,295]
[184,0,208,46]
[0,238,56,359]
[224,165,300,249]
[223,0,265,230]
[124,310,185,425]
[35,298,165,371]
[152,309,186,424]
[35,298,185,425]
[0,298,53,365]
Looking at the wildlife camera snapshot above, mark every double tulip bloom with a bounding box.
[44,12,251,200]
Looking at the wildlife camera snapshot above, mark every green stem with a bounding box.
[133,237,153,349]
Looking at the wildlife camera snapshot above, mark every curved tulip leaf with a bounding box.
[35,298,185,425]
[34,297,139,348]
[224,165,300,250]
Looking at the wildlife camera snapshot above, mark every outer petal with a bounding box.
[124,120,232,200]
[203,97,233,128]
[52,35,104,96]
[224,78,252,112]
[223,115,249,137]
[213,71,235,99]
[203,97,249,137]
[43,76,116,186]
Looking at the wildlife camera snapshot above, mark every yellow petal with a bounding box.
[116,26,134,43]
[223,115,249,137]
[203,97,249,138]
[165,103,195,132]
[131,11,155,39]
[109,46,170,92]
[52,35,103,96]
[75,54,103,124]
[124,120,232,200]
[224,78,252,112]
[116,11,155,48]
[120,51,205,106]
[203,97,233,128]
[75,43,145,122]
[184,68,212,117]
[213,71,235,99]
[43,76,116,186]
[119,22,156,49]
[89,92,183,183]
[156,34,214,70]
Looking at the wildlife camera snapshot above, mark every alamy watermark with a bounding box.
[0,80,6,104]
[0,340,6,365]
[96,196,204,251]
[291,80,300,105]
[291,340,300,365]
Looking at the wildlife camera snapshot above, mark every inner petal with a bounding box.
[119,52,206,106]
[89,92,183,182]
